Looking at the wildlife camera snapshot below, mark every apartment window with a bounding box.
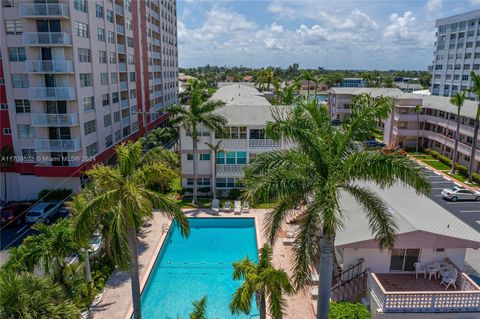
[250,129,265,139]
[454,64,461,70]
[95,4,103,18]
[2,128,11,135]
[84,120,96,135]
[108,31,115,44]
[186,178,210,186]
[5,20,22,34]
[12,74,29,88]
[106,9,113,23]
[113,111,120,123]
[18,124,35,138]
[447,64,453,70]
[97,28,105,41]
[474,64,480,70]
[75,21,89,38]
[21,149,37,162]
[100,72,109,85]
[132,121,138,132]
[200,154,211,161]
[457,42,464,49]
[78,48,91,62]
[115,130,121,142]
[130,89,136,99]
[99,50,106,63]
[74,0,87,13]
[467,42,473,48]
[216,178,237,188]
[105,135,113,147]
[462,75,469,81]
[126,18,133,30]
[435,65,442,70]
[468,30,475,37]
[464,64,471,70]
[111,73,118,84]
[125,0,131,12]
[128,54,134,65]
[127,37,134,48]
[86,143,97,156]
[109,52,116,64]
[465,53,472,59]
[0,104,7,110]
[216,151,247,165]
[102,94,110,106]
[216,126,247,139]
[15,100,30,113]
[2,0,17,7]
[112,92,119,103]
[130,72,136,82]
[389,249,420,272]
[83,96,94,112]
[80,73,93,87]
[104,114,111,127]
[8,47,26,62]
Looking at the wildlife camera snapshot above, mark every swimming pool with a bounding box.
[140,218,259,319]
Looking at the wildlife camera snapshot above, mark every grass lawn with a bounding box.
[176,197,212,209]
[446,172,469,183]
[422,160,450,171]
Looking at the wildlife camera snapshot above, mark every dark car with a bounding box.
[0,203,32,227]
[364,140,386,148]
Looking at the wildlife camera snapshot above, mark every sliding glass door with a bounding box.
[389,249,420,271]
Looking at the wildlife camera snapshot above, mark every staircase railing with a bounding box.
[330,260,367,302]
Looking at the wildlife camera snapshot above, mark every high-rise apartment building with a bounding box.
[431,9,480,97]
[0,0,178,200]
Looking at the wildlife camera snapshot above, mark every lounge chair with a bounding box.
[310,286,318,300]
[223,201,231,213]
[441,268,458,289]
[242,202,250,214]
[211,199,220,215]
[414,262,426,279]
[234,201,242,215]
[309,274,320,285]
[282,237,295,246]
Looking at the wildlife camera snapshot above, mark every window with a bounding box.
[186,178,210,186]
[109,52,116,64]
[83,96,94,111]
[111,72,118,84]
[126,18,133,30]
[12,74,29,88]
[108,31,115,44]
[187,154,193,160]
[104,114,111,127]
[18,124,35,138]
[216,178,238,188]
[105,135,113,147]
[75,21,89,38]
[106,9,113,23]
[112,92,119,104]
[15,100,30,113]
[3,0,18,7]
[114,111,120,122]
[462,75,469,81]
[250,129,265,139]
[216,151,247,165]
[2,128,11,135]
[127,37,134,48]
[97,28,105,41]
[5,20,22,34]
[74,0,87,13]
[128,54,134,65]
[80,73,93,87]
[0,104,7,110]
[389,249,420,272]
[21,149,37,162]
[8,47,26,62]
[102,94,110,106]
[95,4,103,18]
[86,143,97,156]
[125,0,131,12]
[100,72,109,85]
[99,50,106,63]
[216,126,247,139]
[130,72,136,82]
[130,89,136,99]
[78,48,91,62]
[200,154,210,161]
[84,120,96,135]
[115,130,121,142]
[467,42,473,48]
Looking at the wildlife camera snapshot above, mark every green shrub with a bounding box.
[198,187,211,194]
[228,188,241,200]
[180,187,193,196]
[455,164,469,176]
[329,302,371,319]
[38,188,72,201]
[473,172,480,184]
[425,148,432,155]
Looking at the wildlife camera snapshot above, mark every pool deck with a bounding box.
[91,209,315,319]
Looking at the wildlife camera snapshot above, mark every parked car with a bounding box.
[441,187,480,202]
[89,233,104,257]
[58,203,71,217]
[0,203,32,227]
[364,140,386,148]
[25,202,60,224]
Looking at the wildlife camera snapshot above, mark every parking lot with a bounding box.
[420,167,480,233]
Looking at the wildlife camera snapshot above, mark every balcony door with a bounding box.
[48,127,70,140]
[45,101,67,114]
[36,19,61,32]
[389,249,420,272]
[41,48,52,60]
[51,152,69,166]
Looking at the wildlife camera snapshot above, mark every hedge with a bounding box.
[424,149,480,184]
[329,302,370,319]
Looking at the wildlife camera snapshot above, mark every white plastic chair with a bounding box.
[211,199,220,215]
[223,201,231,213]
[441,268,458,289]
[427,263,440,280]
[234,200,242,215]
[414,262,426,279]
[242,202,250,214]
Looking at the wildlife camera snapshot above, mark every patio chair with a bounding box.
[282,237,295,246]
[234,200,242,215]
[223,201,231,213]
[242,202,250,214]
[211,199,220,215]
[440,264,454,279]
[414,262,426,279]
[441,268,458,289]
[427,263,441,280]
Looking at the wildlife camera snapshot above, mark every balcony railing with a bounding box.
[29,87,76,100]
[152,38,160,46]
[22,32,71,46]
[216,139,248,148]
[217,164,246,175]
[152,77,162,85]
[153,65,161,72]
[19,3,70,18]
[35,138,81,152]
[118,63,127,72]
[115,3,124,15]
[122,117,130,127]
[120,99,129,109]
[116,24,125,34]
[249,139,281,148]
[117,44,126,53]
[25,60,73,73]
[119,81,128,90]
[31,113,79,127]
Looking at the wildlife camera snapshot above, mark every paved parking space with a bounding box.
[420,167,480,233]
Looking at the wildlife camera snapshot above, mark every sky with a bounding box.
[177,0,480,70]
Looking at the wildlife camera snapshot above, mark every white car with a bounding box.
[441,187,480,202]
[25,202,60,224]
[89,233,103,257]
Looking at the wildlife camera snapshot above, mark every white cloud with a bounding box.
[383,11,434,49]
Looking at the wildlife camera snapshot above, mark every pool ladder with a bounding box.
[161,223,170,234]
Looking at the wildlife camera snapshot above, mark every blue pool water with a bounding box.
[140,218,259,319]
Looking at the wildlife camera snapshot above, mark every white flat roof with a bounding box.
[211,83,271,106]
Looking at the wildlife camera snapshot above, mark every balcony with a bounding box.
[22,32,71,46]
[119,81,128,90]
[31,113,79,127]
[121,117,130,127]
[216,139,248,149]
[25,60,73,73]
[369,272,480,314]
[118,63,127,72]
[153,65,161,72]
[29,87,76,100]
[152,38,160,46]
[115,3,124,15]
[249,139,281,148]
[116,24,125,34]
[117,44,126,54]
[35,138,81,152]
[120,99,129,109]
[217,164,246,176]
[19,3,69,18]
[152,77,162,85]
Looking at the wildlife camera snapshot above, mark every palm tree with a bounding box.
[242,96,431,319]
[0,145,15,204]
[468,71,480,183]
[189,296,208,319]
[73,141,190,319]
[449,91,467,174]
[230,244,294,319]
[205,141,224,199]
[272,80,300,105]
[302,70,315,97]
[143,126,177,150]
[168,85,227,206]
[413,105,423,153]
[257,67,275,91]
[313,75,324,100]
[0,270,80,319]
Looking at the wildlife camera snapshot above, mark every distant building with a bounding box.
[339,78,365,88]
[395,82,424,92]
[242,75,253,82]
[300,80,327,92]
[431,9,480,97]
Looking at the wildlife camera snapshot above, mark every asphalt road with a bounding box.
[420,166,480,233]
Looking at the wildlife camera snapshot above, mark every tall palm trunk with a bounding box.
[85,250,92,295]
[316,237,334,319]
[212,152,217,200]
[416,112,420,153]
[450,115,461,174]
[260,291,266,319]
[468,115,479,183]
[307,80,310,97]
[192,132,199,206]
[128,226,142,319]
